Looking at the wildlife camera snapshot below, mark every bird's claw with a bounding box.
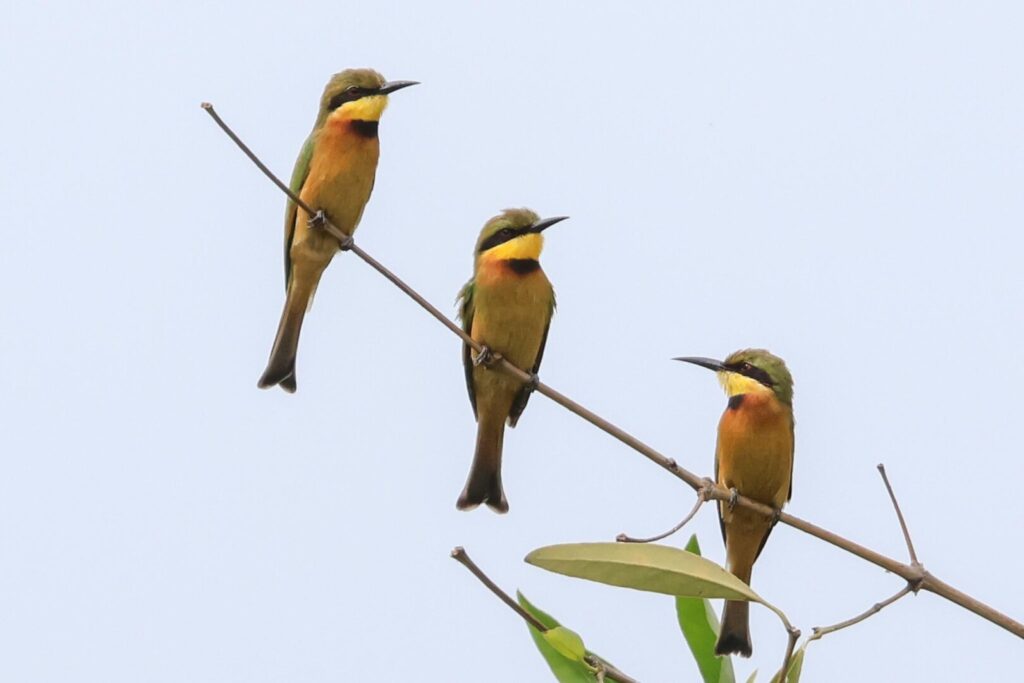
[728,487,739,510]
[474,346,501,367]
[307,209,328,231]
[524,373,540,393]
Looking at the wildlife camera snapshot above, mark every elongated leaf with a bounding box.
[517,592,598,683]
[526,542,763,603]
[745,671,758,683]
[676,535,735,683]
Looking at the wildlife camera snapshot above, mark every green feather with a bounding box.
[282,133,316,288]
[457,280,477,416]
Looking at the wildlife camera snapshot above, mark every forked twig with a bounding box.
[808,585,913,645]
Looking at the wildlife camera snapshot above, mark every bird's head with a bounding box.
[474,209,568,263]
[675,348,794,406]
[317,68,418,127]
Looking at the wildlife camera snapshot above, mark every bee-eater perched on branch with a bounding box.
[675,349,795,657]
[258,69,418,392]
[456,209,568,513]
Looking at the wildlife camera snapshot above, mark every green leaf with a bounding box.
[544,627,587,663]
[788,647,805,682]
[676,535,735,683]
[525,542,763,603]
[745,671,758,683]
[517,592,601,683]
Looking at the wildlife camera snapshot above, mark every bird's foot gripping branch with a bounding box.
[306,209,328,231]
[472,345,501,368]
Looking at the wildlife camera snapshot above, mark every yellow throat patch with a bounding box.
[336,95,389,122]
[718,371,773,398]
[481,233,544,262]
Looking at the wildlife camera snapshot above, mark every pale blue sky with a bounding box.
[2,1,1023,681]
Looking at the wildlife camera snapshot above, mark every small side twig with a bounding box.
[617,480,713,543]
[877,464,923,578]
[451,547,639,683]
[807,585,913,645]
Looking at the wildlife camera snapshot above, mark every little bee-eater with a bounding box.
[456,209,567,513]
[676,349,795,657]
[258,69,417,392]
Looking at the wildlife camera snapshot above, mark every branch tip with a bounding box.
[877,464,920,566]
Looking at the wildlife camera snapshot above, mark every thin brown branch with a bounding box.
[204,104,1024,641]
[450,547,639,683]
[775,626,801,683]
[450,546,548,631]
[807,585,912,645]
[877,464,920,568]
[617,481,712,543]
[201,103,353,247]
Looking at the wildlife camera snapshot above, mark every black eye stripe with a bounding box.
[477,226,528,253]
[328,87,372,110]
[725,362,774,387]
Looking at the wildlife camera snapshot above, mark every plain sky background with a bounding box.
[3,1,1023,681]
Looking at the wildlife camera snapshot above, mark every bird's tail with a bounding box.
[258,277,315,393]
[716,600,752,657]
[456,413,508,513]
[715,519,764,657]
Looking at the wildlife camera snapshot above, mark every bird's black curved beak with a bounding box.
[530,216,570,233]
[378,80,420,95]
[674,356,726,372]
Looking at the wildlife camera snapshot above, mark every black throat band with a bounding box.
[351,120,379,138]
[506,259,540,275]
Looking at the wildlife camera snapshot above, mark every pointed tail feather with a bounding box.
[279,372,297,393]
[258,279,313,393]
[715,517,765,657]
[456,414,508,513]
[715,600,752,657]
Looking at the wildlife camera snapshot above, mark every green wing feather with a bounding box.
[458,280,477,417]
[283,132,316,288]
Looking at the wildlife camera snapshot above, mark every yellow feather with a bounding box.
[717,372,773,398]
[480,233,545,262]
[333,95,389,122]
